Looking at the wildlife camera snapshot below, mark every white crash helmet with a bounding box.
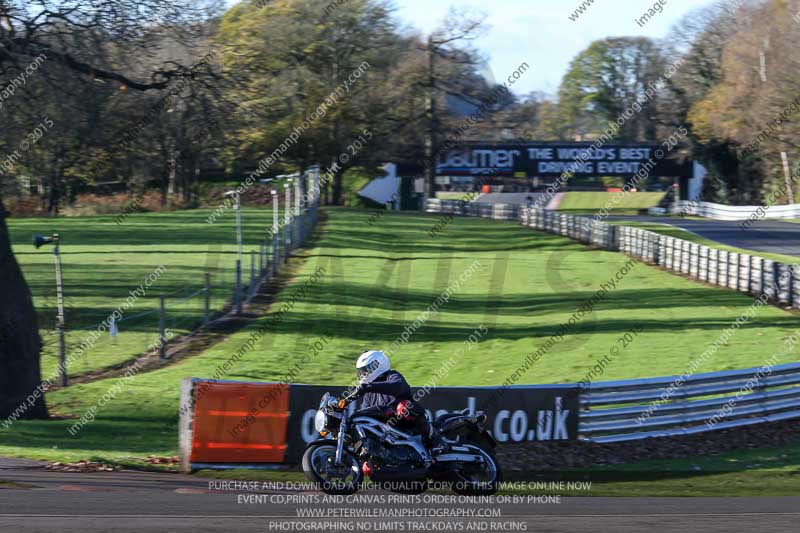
[356,350,390,384]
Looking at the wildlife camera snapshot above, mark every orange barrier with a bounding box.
[189,381,290,464]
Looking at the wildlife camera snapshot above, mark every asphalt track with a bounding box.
[468,194,800,257]
[606,216,800,258]
[1,461,799,533]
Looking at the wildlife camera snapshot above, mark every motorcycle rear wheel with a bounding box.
[450,444,502,496]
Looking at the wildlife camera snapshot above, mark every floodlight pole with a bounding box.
[235,196,243,261]
[52,235,67,387]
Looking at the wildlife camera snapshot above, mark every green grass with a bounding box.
[613,220,800,265]
[435,192,471,200]
[9,208,277,379]
[557,191,665,214]
[1,209,799,475]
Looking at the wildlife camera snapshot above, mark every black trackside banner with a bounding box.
[285,384,580,464]
[397,143,692,178]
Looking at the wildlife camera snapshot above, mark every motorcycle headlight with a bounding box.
[314,410,328,433]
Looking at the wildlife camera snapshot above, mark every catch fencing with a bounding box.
[426,199,800,309]
[46,202,319,379]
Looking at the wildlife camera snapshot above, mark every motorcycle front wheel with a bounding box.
[302,443,363,495]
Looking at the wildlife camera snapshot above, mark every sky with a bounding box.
[226,0,718,97]
[394,0,718,97]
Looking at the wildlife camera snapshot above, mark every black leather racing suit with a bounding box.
[356,370,443,450]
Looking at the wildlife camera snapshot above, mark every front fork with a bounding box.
[334,408,348,465]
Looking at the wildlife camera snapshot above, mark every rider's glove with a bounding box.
[354,381,371,397]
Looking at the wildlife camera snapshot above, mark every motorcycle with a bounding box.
[301,391,501,495]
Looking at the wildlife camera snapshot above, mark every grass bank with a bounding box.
[1,209,797,467]
[9,208,276,378]
[557,191,665,214]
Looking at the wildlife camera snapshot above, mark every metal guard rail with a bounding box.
[580,362,800,443]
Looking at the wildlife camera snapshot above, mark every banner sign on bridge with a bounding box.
[430,142,692,178]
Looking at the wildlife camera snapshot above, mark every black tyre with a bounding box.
[302,443,363,495]
[450,444,502,496]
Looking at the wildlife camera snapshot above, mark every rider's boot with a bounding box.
[428,428,450,457]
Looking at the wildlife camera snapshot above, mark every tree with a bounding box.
[656,3,745,203]
[395,9,489,198]
[678,0,800,203]
[218,0,401,204]
[557,37,665,142]
[0,0,222,420]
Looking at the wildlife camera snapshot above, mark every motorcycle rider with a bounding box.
[350,350,448,455]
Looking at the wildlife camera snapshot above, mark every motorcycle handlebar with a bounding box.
[337,387,360,409]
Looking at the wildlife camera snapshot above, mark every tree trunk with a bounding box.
[0,197,48,420]
[332,160,344,205]
[160,156,171,206]
[167,153,178,198]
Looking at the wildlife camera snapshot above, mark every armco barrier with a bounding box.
[426,199,800,309]
[179,378,580,470]
[178,362,800,469]
[651,200,800,221]
[580,362,800,443]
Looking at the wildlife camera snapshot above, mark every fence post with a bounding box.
[235,259,242,314]
[653,234,661,265]
[636,230,642,259]
[772,261,780,303]
[159,294,167,359]
[673,238,678,271]
[640,231,645,259]
[272,237,279,277]
[608,225,617,251]
[708,248,714,284]
[204,273,210,325]
[284,226,290,263]
[250,250,256,295]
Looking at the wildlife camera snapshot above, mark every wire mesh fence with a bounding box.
[35,200,320,384]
